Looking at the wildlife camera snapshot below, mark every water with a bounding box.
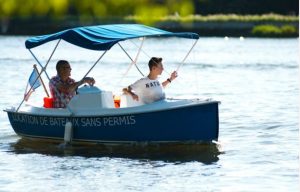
[0,36,299,192]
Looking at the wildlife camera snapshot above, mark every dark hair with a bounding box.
[148,57,162,70]
[56,60,69,71]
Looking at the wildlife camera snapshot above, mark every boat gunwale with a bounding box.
[4,99,220,117]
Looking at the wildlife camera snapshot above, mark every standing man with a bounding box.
[49,60,95,108]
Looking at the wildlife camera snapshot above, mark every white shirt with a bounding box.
[129,77,165,104]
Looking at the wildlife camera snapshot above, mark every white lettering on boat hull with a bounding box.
[11,113,136,127]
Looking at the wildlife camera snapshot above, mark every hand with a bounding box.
[131,93,139,101]
[123,87,139,101]
[132,93,139,101]
[83,77,95,86]
[170,71,178,81]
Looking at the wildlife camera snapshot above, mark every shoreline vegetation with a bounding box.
[1,14,298,37]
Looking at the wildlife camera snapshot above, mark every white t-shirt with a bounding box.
[129,77,165,104]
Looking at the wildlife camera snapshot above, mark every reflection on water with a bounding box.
[9,138,222,164]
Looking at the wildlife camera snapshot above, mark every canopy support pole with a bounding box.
[128,38,198,81]
[83,50,108,78]
[176,39,198,72]
[16,39,61,112]
[33,64,49,97]
[44,39,61,79]
[128,39,174,76]
[28,39,61,81]
[29,49,51,80]
[118,42,144,77]
[129,39,151,59]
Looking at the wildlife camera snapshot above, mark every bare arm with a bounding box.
[123,86,139,101]
[162,71,178,88]
[58,77,95,93]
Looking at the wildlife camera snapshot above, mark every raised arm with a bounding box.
[162,71,178,88]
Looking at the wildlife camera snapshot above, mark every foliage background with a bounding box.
[0,0,298,36]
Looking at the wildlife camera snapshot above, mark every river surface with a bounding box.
[0,36,299,192]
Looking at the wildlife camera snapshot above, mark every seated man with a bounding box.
[49,60,95,108]
[123,57,177,104]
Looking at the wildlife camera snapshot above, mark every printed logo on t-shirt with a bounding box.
[145,81,160,88]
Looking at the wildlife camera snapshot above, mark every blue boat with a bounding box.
[4,24,220,144]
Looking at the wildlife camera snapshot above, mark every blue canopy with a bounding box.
[25,24,199,51]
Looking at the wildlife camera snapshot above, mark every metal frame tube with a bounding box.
[118,42,144,77]
[83,50,108,78]
[16,39,61,112]
[176,39,198,72]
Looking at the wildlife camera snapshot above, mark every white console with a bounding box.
[68,86,114,112]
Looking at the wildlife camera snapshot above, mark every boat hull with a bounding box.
[6,101,219,143]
